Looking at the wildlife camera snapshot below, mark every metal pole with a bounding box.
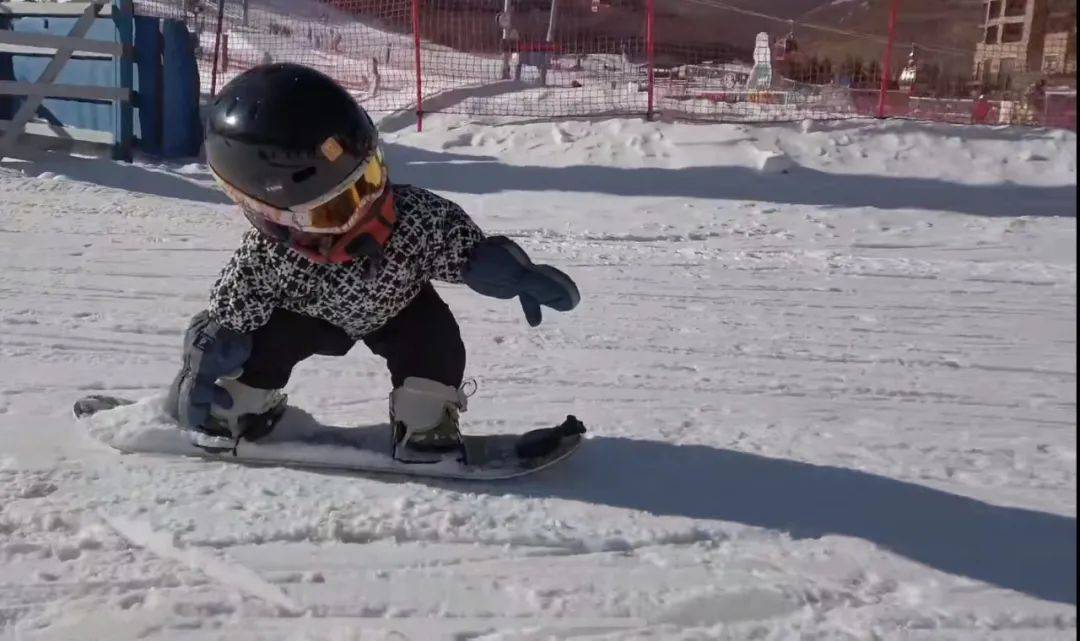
[545,0,558,42]
[877,0,900,119]
[500,0,512,80]
[242,0,249,27]
[540,0,558,86]
[221,31,229,73]
[646,0,655,120]
[411,0,423,131]
[210,0,226,97]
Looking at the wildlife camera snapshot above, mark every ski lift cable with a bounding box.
[677,0,973,58]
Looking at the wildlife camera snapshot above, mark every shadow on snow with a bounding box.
[288,424,1076,605]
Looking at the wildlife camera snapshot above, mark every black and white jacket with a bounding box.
[208,184,485,338]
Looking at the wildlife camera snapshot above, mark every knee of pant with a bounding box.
[446,334,466,382]
[418,334,466,388]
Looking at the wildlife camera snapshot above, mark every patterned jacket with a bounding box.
[208,184,484,338]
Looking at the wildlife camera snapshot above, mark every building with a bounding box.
[1041,1,1077,76]
[973,0,1077,90]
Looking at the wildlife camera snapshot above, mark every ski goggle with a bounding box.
[212,148,389,234]
[241,189,397,267]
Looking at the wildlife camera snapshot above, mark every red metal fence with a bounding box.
[133,0,1077,130]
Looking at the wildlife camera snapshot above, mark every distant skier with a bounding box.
[166,63,580,459]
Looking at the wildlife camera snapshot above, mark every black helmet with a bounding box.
[205,63,394,269]
[205,63,378,210]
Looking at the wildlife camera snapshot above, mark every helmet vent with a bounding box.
[292,166,316,183]
[225,96,242,118]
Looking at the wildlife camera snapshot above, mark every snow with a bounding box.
[0,116,1076,639]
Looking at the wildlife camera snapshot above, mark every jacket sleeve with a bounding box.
[207,233,282,333]
[426,201,486,284]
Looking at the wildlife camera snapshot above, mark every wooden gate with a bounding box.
[0,0,133,160]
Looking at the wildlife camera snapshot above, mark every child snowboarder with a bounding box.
[166,63,580,459]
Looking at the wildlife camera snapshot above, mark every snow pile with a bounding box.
[0,117,1076,640]
[751,147,794,174]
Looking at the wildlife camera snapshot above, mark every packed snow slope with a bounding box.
[0,117,1076,640]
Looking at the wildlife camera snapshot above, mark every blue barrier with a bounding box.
[133,15,162,155]
[162,18,200,158]
[0,11,11,123]
[112,0,133,160]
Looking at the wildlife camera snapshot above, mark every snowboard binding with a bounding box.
[189,397,288,456]
[391,415,587,466]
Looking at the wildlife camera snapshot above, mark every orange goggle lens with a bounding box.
[213,148,388,234]
[303,149,388,231]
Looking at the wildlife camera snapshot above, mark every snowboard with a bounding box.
[75,394,586,481]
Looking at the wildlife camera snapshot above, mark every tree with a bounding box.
[840,55,867,88]
[820,57,833,84]
[867,59,882,86]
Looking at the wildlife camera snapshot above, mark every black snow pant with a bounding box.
[235,284,466,391]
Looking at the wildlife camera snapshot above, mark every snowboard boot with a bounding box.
[390,377,468,462]
[192,379,287,454]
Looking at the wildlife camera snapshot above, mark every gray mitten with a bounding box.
[165,311,252,429]
[462,236,580,327]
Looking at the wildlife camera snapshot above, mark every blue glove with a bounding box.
[462,236,580,327]
[165,311,252,428]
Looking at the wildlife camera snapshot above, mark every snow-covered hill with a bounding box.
[0,117,1076,640]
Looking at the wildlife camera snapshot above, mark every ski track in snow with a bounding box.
[0,117,1076,640]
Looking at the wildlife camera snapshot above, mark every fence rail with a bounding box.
[0,0,134,159]
[130,0,1077,130]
